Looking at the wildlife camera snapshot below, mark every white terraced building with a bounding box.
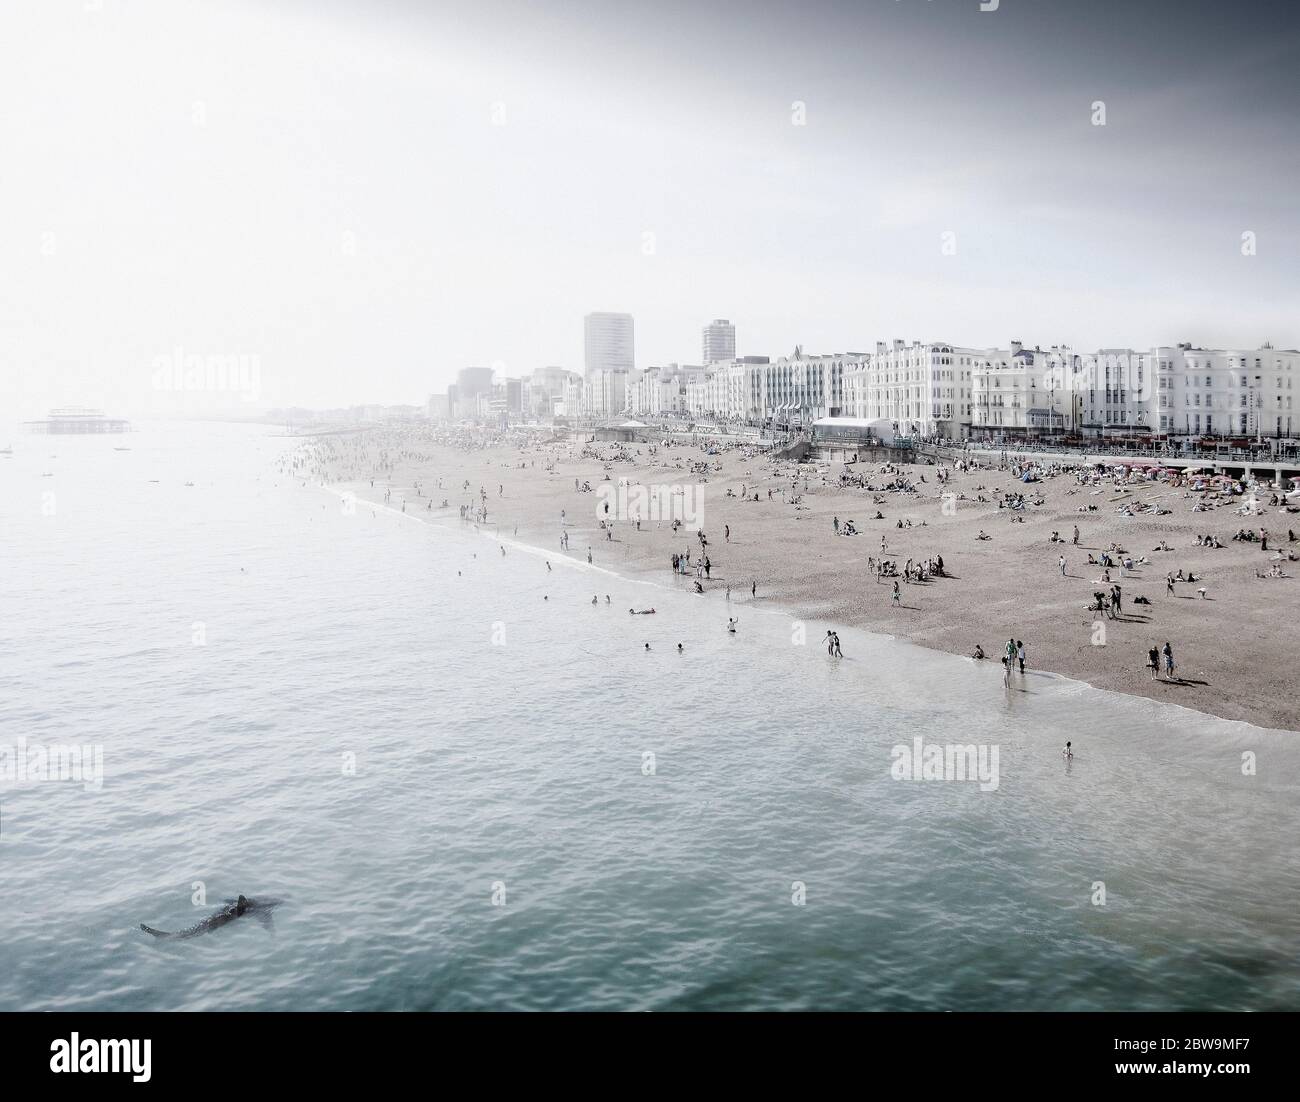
[562,371,625,419]
[843,340,979,438]
[615,337,1299,443]
[970,342,1078,434]
[748,354,850,425]
[971,342,1162,437]
[1153,344,1298,440]
[966,341,1300,442]
[626,364,706,417]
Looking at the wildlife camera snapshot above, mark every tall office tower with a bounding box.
[702,319,736,365]
[584,312,635,377]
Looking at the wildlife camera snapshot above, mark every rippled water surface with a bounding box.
[1,422,1297,1011]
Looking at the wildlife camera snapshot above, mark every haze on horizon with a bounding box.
[2,0,1297,420]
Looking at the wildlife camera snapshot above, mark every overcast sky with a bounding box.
[2,0,1297,418]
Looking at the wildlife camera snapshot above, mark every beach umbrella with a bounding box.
[1182,466,1205,474]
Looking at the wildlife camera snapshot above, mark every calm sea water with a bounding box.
[1,421,1297,1011]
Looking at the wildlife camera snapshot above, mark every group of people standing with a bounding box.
[1147,642,1177,680]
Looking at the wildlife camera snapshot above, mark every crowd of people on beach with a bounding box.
[281,421,1298,727]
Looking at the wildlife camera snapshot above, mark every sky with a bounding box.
[2,0,1298,419]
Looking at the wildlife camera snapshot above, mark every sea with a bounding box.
[0,420,1297,1011]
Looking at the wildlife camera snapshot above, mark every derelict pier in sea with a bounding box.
[25,409,132,434]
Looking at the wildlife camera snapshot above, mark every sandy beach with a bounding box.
[292,429,1300,732]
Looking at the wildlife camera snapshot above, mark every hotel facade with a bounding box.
[621,338,1299,443]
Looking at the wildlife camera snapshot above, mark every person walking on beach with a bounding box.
[725,524,730,543]
[1016,641,1026,675]
[1166,572,1175,596]
[892,580,900,606]
[1147,646,1160,680]
[833,516,840,535]
[1072,524,1080,546]
[1162,641,1175,679]
[1059,554,1066,576]
[751,580,756,598]
[832,632,842,657]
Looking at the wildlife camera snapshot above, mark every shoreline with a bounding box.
[298,431,1300,733]
[313,475,1297,738]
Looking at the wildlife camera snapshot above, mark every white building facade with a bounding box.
[605,334,1300,443]
[1153,344,1297,441]
[845,340,979,438]
[964,341,1300,442]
